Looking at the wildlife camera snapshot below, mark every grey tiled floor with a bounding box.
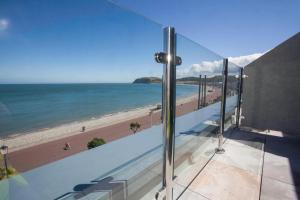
[178,129,300,200]
[260,131,300,200]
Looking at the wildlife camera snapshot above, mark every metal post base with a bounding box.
[215,148,225,154]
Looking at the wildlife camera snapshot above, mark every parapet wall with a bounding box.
[242,33,300,134]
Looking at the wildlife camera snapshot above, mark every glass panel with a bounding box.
[224,62,241,131]
[0,0,164,199]
[173,34,224,198]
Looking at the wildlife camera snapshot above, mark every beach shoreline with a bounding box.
[6,86,221,172]
[2,94,199,152]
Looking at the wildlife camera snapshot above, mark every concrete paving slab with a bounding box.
[177,128,300,200]
[173,183,208,200]
[186,160,261,200]
[174,183,209,200]
[265,134,300,155]
[260,177,300,200]
[225,130,265,150]
[179,129,264,200]
[179,190,209,200]
[263,131,300,187]
[174,135,217,188]
[263,152,296,185]
[213,142,264,176]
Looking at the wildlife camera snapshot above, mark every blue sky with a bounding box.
[113,0,300,57]
[0,0,299,83]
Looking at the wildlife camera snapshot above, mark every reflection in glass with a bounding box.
[0,0,166,199]
[224,62,242,130]
[173,34,224,198]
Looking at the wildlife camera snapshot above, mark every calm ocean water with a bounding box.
[0,83,198,137]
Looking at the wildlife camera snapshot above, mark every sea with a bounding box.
[0,83,198,137]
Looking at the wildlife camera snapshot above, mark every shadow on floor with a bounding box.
[225,128,300,199]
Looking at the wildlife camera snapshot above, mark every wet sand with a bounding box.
[7,88,221,172]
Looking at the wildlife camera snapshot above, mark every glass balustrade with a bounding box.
[224,62,242,131]
[173,34,224,199]
[0,0,242,200]
[0,0,166,199]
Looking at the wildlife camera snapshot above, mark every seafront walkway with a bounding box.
[0,96,237,200]
[7,89,222,172]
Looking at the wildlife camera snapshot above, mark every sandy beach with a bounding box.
[3,94,196,152]
[3,104,164,152]
[5,86,221,172]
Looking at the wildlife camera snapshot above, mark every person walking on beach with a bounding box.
[64,142,71,150]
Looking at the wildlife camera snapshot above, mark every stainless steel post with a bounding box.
[198,75,202,109]
[201,77,204,106]
[161,75,164,123]
[216,58,228,154]
[162,26,176,200]
[155,26,181,200]
[204,75,207,106]
[236,68,243,127]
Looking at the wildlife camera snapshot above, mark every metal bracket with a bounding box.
[155,187,166,200]
[155,52,182,65]
[215,131,225,154]
[155,179,176,200]
[215,147,225,154]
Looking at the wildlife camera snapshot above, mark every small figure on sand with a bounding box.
[64,142,71,150]
[82,126,86,132]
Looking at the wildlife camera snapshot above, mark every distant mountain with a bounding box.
[133,76,237,85]
[177,77,200,84]
[133,77,162,84]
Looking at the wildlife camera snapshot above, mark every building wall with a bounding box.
[242,33,300,134]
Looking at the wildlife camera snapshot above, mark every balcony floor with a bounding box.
[178,128,300,200]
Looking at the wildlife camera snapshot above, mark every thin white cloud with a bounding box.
[177,52,264,77]
[228,53,264,67]
[176,59,224,77]
[0,19,9,31]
